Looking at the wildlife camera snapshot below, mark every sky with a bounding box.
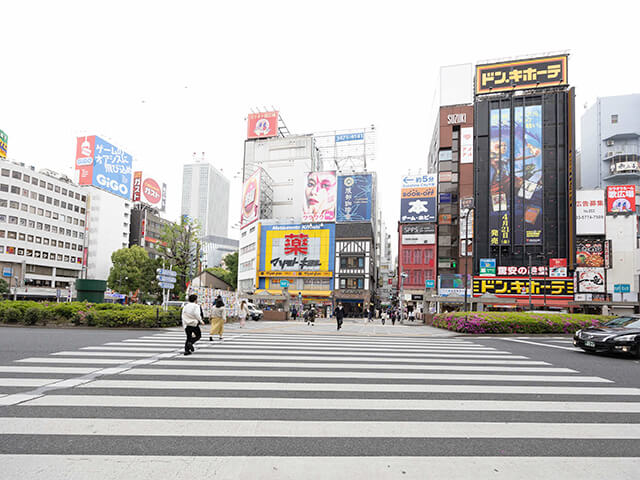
[2,0,639,251]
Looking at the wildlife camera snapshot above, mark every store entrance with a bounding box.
[337,299,364,318]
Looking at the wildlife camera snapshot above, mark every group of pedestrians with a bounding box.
[182,294,251,356]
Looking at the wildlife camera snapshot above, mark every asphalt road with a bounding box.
[0,320,639,479]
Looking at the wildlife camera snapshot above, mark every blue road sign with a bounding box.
[158,282,175,289]
[156,275,177,283]
[156,269,177,277]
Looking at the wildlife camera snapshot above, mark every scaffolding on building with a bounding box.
[313,126,376,172]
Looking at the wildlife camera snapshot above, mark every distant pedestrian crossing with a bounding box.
[0,327,639,479]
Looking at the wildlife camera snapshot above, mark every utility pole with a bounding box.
[463,205,475,313]
[528,253,533,311]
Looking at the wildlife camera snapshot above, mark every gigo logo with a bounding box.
[96,174,128,195]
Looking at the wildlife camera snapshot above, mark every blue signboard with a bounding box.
[614,284,630,293]
[337,174,373,222]
[335,133,364,143]
[92,136,133,199]
[400,174,437,223]
[425,279,435,288]
[280,280,290,288]
[479,258,496,276]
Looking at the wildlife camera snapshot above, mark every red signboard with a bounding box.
[142,177,162,205]
[247,111,279,139]
[75,136,95,185]
[132,171,142,201]
[606,185,636,213]
[284,233,309,256]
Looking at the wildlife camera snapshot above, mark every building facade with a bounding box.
[181,161,230,238]
[580,94,640,190]
[397,223,437,311]
[129,204,174,260]
[0,159,87,298]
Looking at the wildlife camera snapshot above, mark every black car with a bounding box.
[574,316,640,358]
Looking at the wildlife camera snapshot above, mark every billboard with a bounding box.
[576,190,605,235]
[400,174,437,223]
[576,239,605,268]
[132,171,166,211]
[476,55,568,95]
[132,171,142,202]
[303,171,337,223]
[0,129,7,159]
[241,169,261,228]
[489,108,510,245]
[549,258,567,277]
[473,276,574,298]
[336,174,373,222]
[460,127,473,164]
[606,185,636,213]
[258,223,335,279]
[247,111,279,139]
[75,135,133,200]
[575,267,606,293]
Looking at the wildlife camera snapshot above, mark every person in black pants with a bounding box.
[334,303,345,331]
[182,294,204,355]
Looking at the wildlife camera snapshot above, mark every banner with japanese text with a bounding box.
[336,174,373,222]
[473,276,574,298]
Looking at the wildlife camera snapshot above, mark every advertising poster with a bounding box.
[142,177,162,205]
[473,276,574,298]
[460,127,473,164]
[575,239,605,267]
[247,111,278,139]
[161,183,167,212]
[400,174,437,223]
[489,108,510,245]
[240,169,261,228]
[258,223,335,281]
[88,136,133,200]
[576,267,606,293]
[303,171,337,223]
[576,190,605,235]
[336,174,373,222]
[606,185,636,213]
[479,259,496,276]
[549,258,567,277]
[0,129,7,159]
[75,136,95,185]
[476,55,568,95]
[523,105,543,245]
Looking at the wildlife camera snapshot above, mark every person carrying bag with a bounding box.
[209,295,226,341]
[182,294,204,356]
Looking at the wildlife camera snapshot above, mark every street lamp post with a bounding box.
[528,253,533,311]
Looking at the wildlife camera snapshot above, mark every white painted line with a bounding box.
[79,379,640,396]
[0,393,43,406]
[1,455,638,480]
[175,353,530,362]
[155,359,553,368]
[504,339,582,351]
[51,351,157,358]
[179,348,509,357]
[82,346,176,352]
[23,395,640,413]
[0,378,61,387]
[2,417,639,439]
[121,368,610,383]
[17,358,136,365]
[0,366,99,374]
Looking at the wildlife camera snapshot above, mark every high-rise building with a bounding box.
[181,161,230,238]
[580,94,640,190]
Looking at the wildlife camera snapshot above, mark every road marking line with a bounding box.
[504,338,582,351]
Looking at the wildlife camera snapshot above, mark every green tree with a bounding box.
[107,246,152,298]
[0,278,9,295]
[206,251,238,290]
[157,216,202,296]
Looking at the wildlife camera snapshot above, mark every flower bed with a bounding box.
[428,312,614,334]
[0,301,181,328]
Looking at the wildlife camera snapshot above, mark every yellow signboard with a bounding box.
[476,55,568,95]
[258,271,333,278]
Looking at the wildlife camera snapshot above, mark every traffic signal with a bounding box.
[452,259,457,269]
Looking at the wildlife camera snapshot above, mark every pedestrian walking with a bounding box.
[291,306,298,321]
[391,310,396,325]
[182,294,204,356]
[238,300,249,328]
[209,295,226,341]
[367,306,373,323]
[381,311,386,325]
[334,303,345,331]
[307,305,316,326]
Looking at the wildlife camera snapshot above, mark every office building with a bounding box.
[181,161,230,238]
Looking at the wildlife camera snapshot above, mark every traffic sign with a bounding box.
[158,282,175,289]
[156,269,177,277]
[2,267,12,278]
[425,279,435,289]
[156,275,177,283]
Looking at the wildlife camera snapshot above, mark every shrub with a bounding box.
[23,307,44,325]
[3,307,21,324]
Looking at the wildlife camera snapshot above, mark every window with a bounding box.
[26,249,32,257]
[21,188,29,197]
[0,230,4,238]
[61,201,66,209]
[54,199,59,206]
[21,204,28,212]
[37,208,44,216]
[611,114,618,124]
[1,169,9,176]
[47,183,53,191]
[23,175,30,183]
[31,177,38,185]
[45,210,51,218]
[44,238,50,245]
[27,235,33,242]
[28,220,35,228]
[36,222,43,230]
[55,186,60,193]
[0,184,7,192]
[413,249,422,265]
[9,201,18,209]
[35,236,41,244]
[52,212,58,220]
[52,226,58,233]
[46,196,53,204]
[38,194,44,202]
[10,185,20,194]
[30,191,37,200]
[402,249,412,265]
[7,231,17,239]
[19,218,26,226]
[12,171,22,180]
[0,199,6,207]
[44,224,51,232]
[64,242,70,249]
[39,180,46,188]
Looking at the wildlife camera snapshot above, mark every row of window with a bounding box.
[0,215,84,239]
[0,245,82,264]
[402,248,435,265]
[404,270,434,286]
[339,256,365,269]
[240,242,256,255]
[0,230,83,251]
[0,184,85,214]
[339,278,365,289]
[239,259,255,272]
[0,198,85,225]
[0,168,85,201]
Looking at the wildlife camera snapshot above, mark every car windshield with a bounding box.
[604,317,640,328]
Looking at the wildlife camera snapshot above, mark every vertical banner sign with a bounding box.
[247,111,279,139]
[161,183,167,212]
[0,129,7,159]
[524,105,543,245]
[75,136,95,185]
[460,127,473,164]
[337,174,373,222]
[576,190,605,235]
[132,171,142,201]
[513,106,525,245]
[400,174,437,223]
[489,108,510,245]
[606,185,636,213]
[241,169,261,228]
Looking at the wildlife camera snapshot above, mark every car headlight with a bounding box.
[615,334,638,342]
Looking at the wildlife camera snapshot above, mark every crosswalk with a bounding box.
[0,324,639,479]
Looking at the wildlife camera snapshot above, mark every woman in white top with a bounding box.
[182,294,204,356]
[238,300,249,328]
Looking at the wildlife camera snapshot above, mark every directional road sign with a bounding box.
[156,269,177,277]
[156,275,177,283]
[158,282,175,289]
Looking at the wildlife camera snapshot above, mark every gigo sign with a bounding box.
[96,174,129,196]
